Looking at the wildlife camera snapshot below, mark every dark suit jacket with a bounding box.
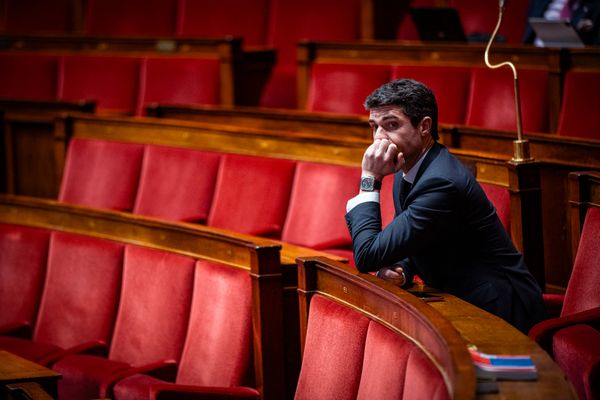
[346,143,546,333]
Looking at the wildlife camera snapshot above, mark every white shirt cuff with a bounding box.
[346,191,380,213]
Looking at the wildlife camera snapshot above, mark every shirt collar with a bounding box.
[402,147,431,184]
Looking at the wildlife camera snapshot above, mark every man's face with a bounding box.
[368,105,431,170]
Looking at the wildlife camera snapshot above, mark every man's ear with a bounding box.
[419,116,432,137]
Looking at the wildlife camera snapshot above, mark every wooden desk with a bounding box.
[0,351,61,399]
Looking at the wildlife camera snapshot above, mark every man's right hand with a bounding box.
[361,138,404,180]
[376,265,407,287]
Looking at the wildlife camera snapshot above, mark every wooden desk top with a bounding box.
[0,351,61,383]
[425,293,577,399]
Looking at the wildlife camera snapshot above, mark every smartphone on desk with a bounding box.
[410,291,444,302]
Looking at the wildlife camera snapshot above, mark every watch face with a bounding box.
[360,176,375,191]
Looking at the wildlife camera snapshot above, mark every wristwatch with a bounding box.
[360,176,382,191]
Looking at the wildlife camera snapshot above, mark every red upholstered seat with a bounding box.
[59,138,144,211]
[59,54,141,114]
[112,260,255,399]
[260,0,362,109]
[562,207,600,317]
[53,245,195,399]
[480,182,511,235]
[133,145,221,222]
[392,65,471,125]
[0,53,58,100]
[281,162,360,251]
[0,232,123,364]
[306,64,392,115]
[380,175,396,229]
[557,71,600,140]
[207,155,296,237]
[0,225,50,335]
[449,0,529,44]
[3,0,74,33]
[552,324,600,400]
[358,321,450,400]
[139,57,221,115]
[176,0,270,46]
[84,0,177,36]
[295,295,369,400]
[465,67,550,133]
[296,295,449,399]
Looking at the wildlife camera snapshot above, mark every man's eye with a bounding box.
[386,122,399,130]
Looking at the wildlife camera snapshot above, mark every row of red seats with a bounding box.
[58,138,512,265]
[0,227,257,399]
[306,63,600,140]
[1,0,364,108]
[0,52,221,115]
[59,138,362,262]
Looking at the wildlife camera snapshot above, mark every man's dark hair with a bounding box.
[364,79,439,140]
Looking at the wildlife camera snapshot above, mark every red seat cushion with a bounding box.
[557,71,600,140]
[141,57,221,112]
[553,324,600,400]
[480,183,511,235]
[0,53,58,100]
[60,54,141,114]
[307,63,392,115]
[177,0,270,46]
[59,138,144,211]
[4,0,74,33]
[295,295,369,400]
[465,67,550,133]
[282,162,360,249]
[0,224,50,332]
[449,0,529,44]
[392,65,471,125]
[54,354,131,400]
[133,146,221,222]
[0,335,63,363]
[54,245,195,399]
[207,155,296,237]
[562,207,600,316]
[85,0,177,36]
[33,233,124,351]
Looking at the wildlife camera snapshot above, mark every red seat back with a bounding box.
[133,145,221,222]
[281,162,360,249]
[295,295,369,400]
[177,0,270,46]
[480,182,511,235]
[85,0,177,36]
[557,71,600,140]
[380,175,396,228]
[59,55,141,114]
[33,232,123,349]
[392,65,471,124]
[59,138,144,211]
[0,225,50,330]
[358,321,450,399]
[465,67,550,133]
[108,245,195,366]
[4,0,74,33]
[207,155,296,237]
[562,207,600,316]
[306,64,392,115]
[0,53,58,100]
[140,57,221,114]
[177,261,253,386]
[449,0,529,44]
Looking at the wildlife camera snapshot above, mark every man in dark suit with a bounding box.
[345,79,547,333]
